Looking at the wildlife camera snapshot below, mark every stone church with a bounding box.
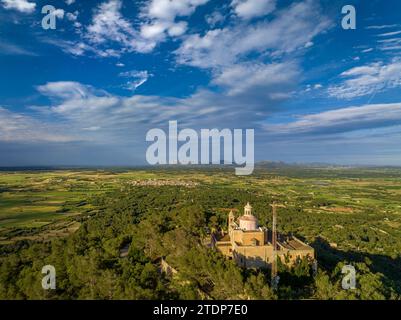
[212,203,315,269]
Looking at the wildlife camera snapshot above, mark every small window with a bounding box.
[251,238,259,246]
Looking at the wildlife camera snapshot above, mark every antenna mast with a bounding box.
[270,202,279,290]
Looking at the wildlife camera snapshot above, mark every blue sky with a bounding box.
[1,0,401,166]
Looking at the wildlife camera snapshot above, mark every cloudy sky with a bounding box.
[1,0,401,166]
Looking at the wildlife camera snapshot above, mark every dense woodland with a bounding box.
[1,168,401,300]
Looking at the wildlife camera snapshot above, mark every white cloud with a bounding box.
[80,0,203,55]
[1,0,35,13]
[65,0,75,5]
[366,24,400,30]
[328,59,401,99]
[176,29,229,68]
[42,37,122,58]
[0,41,36,55]
[304,83,322,92]
[119,70,152,91]
[365,25,401,53]
[167,21,188,37]
[85,0,156,54]
[0,107,75,142]
[304,41,314,48]
[38,81,91,99]
[37,82,120,117]
[139,0,208,41]
[377,37,401,52]
[83,126,101,131]
[145,0,209,21]
[361,48,373,53]
[46,0,165,57]
[66,11,78,22]
[213,62,298,97]
[205,11,225,27]
[266,103,401,136]
[231,0,276,20]
[53,9,65,19]
[176,0,331,69]
[140,22,168,39]
[378,30,401,37]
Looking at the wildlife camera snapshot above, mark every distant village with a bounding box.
[129,179,199,187]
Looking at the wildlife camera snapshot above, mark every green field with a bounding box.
[0,170,171,242]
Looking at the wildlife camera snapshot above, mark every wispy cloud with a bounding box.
[212,61,298,98]
[119,70,152,91]
[0,107,75,142]
[40,37,120,58]
[328,59,401,99]
[378,30,401,37]
[265,102,401,136]
[365,24,401,53]
[366,24,400,30]
[0,41,36,55]
[361,48,373,53]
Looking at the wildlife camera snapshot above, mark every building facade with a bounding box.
[212,203,315,269]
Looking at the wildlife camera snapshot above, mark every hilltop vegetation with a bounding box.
[0,167,401,299]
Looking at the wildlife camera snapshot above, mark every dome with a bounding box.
[239,215,258,231]
[239,202,258,231]
[239,215,257,221]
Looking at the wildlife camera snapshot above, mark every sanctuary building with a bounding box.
[212,203,315,269]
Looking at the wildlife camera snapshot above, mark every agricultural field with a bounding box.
[0,169,169,243]
[1,166,401,299]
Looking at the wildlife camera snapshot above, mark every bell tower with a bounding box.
[228,210,235,231]
[244,202,252,215]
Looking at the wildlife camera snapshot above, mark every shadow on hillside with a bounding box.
[310,236,401,293]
